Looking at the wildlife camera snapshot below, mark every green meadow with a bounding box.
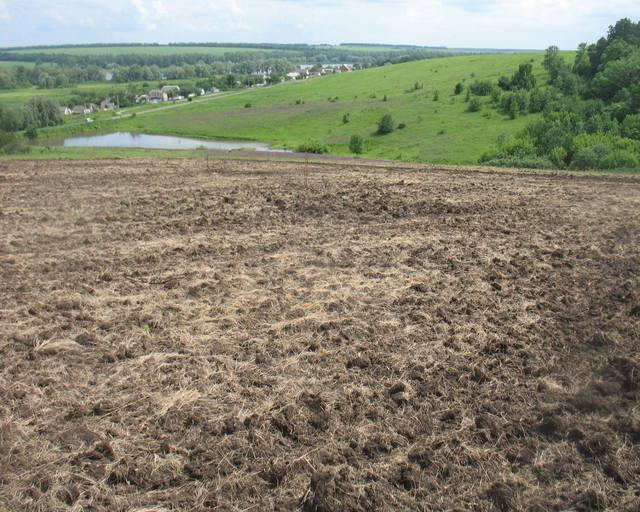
[106,52,555,163]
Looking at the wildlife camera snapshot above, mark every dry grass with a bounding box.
[0,158,639,511]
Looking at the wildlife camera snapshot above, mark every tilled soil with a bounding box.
[0,158,639,512]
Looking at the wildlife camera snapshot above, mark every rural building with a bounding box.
[161,85,181,96]
[339,64,353,73]
[286,72,301,80]
[100,98,116,110]
[71,105,91,115]
[59,106,72,116]
[135,94,149,104]
[149,90,168,103]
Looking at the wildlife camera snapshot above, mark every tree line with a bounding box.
[473,18,640,170]
[0,46,477,89]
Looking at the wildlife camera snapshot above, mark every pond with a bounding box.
[61,132,291,153]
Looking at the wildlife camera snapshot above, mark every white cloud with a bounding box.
[0,0,10,21]
[0,0,638,49]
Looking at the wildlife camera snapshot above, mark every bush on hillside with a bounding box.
[467,98,482,112]
[297,139,329,154]
[622,114,640,140]
[377,114,395,135]
[349,134,364,154]
[454,82,464,95]
[24,125,38,141]
[0,129,24,154]
[482,155,555,169]
[469,80,494,96]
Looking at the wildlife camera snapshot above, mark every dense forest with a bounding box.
[479,18,640,170]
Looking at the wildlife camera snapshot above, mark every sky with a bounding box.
[0,0,638,50]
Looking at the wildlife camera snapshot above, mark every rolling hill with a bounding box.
[109,52,559,163]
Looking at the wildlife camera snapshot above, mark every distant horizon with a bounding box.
[0,42,548,52]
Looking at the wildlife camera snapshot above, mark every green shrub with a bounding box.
[24,125,38,141]
[244,103,252,108]
[483,155,554,169]
[490,88,502,105]
[570,145,609,170]
[601,150,639,169]
[398,123,407,129]
[0,129,22,154]
[377,114,395,135]
[433,91,439,101]
[529,88,552,113]
[622,114,640,140]
[570,132,639,155]
[297,139,329,154]
[349,134,364,154]
[342,113,350,124]
[454,82,464,95]
[467,98,482,112]
[469,80,494,96]
[569,135,640,169]
[549,146,568,168]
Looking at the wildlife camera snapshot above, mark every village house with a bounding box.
[161,85,180,97]
[59,106,72,116]
[339,64,353,73]
[149,90,168,103]
[71,105,91,115]
[135,94,149,104]
[100,98,116,110]
[286,72,301,81]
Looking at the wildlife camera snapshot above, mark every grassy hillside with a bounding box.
[109,52,556,163]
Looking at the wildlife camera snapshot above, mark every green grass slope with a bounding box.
[113,52,554,163]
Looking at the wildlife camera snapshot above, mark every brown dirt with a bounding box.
[0,158,639,511]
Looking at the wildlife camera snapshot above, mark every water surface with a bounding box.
[62,132,290,152]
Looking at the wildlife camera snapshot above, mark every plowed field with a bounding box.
[1,159,639,511]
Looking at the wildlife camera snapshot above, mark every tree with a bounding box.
[454,82,464,95]
[573,43,591,76]
[349,134,364,154]
[543,46,564,83]
[510,63,537,90]
[377,114,394,134]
